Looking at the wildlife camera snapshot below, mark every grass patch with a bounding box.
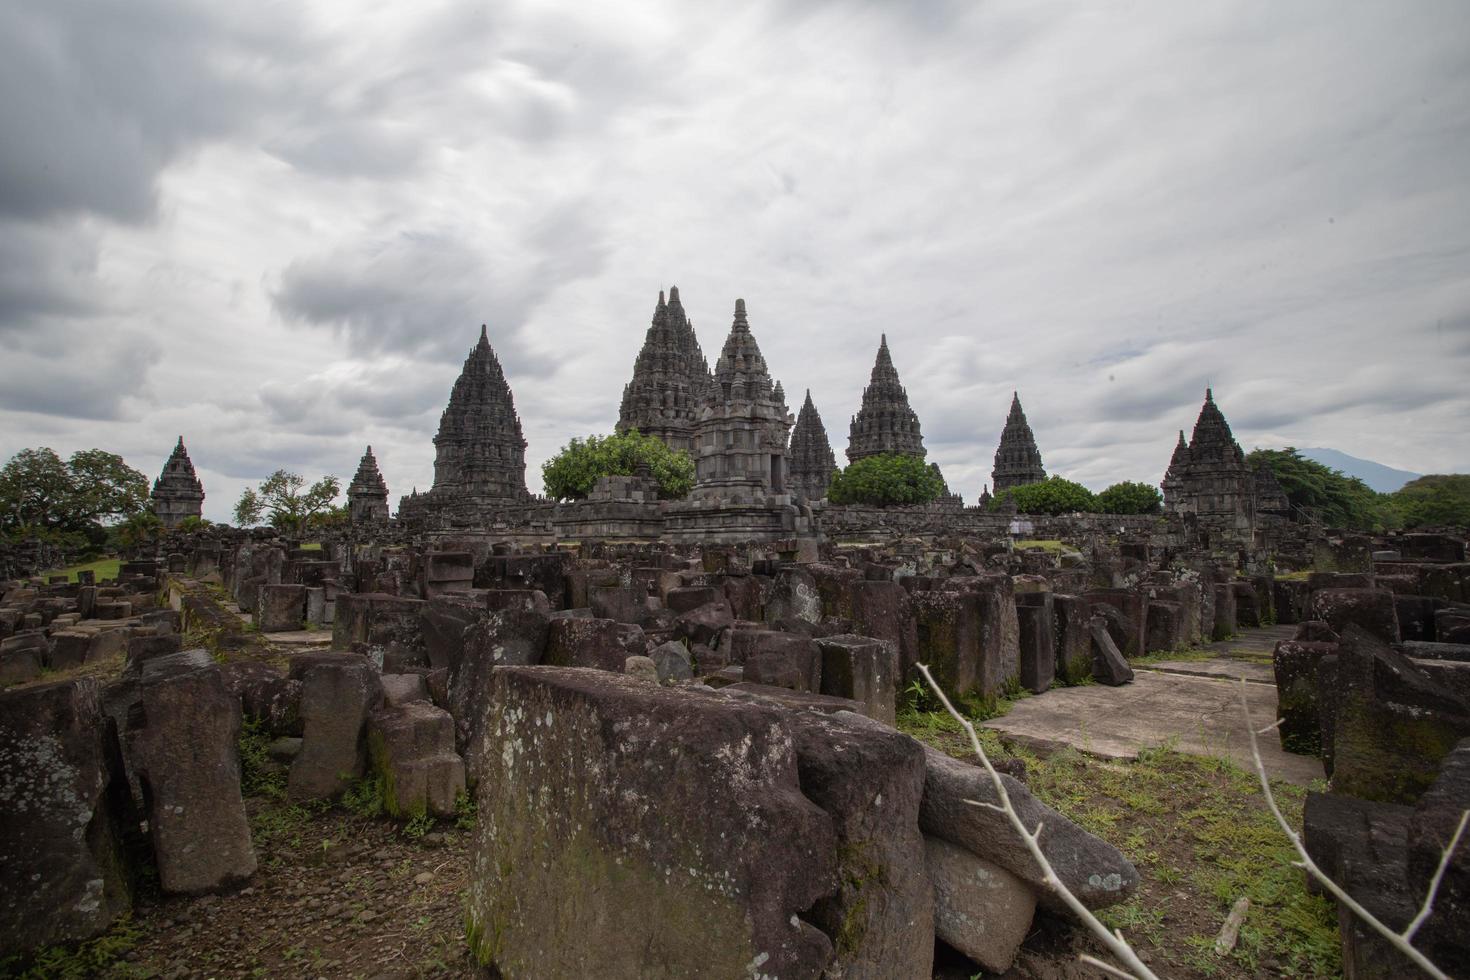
[1014,539,1069,553]
[0,914,146,979]
[1131,647,1218,666]
[35,557,121,584]
[300,542,323,551]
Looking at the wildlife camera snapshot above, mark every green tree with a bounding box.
[0,447,149,538]
[541,431,695,501]
[114,511,164,551]
[991,477,1097,515]
[827,454,945,506]
[1246,448,1391,530]
[1391,474,1470,529]
[1096,481,1163,515]
[235,471,341,532]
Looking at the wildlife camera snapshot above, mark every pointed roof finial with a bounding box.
[657,289,666,306]
[479,324,489,344]
[1205,386,1213,402]
[669,285,680,303]
[176,435,184,448]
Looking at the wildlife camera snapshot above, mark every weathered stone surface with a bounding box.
[665,585,719,615]
[289,655,382,801]
[332,593,427,670]
[47,629,93,670]
[590,584,644,624]
[1015,594,1055,694]
[1318,625,1470,803]
[623,654,659,683]
[789,709,932,980]
[1394,595,1443,643]
[544,617,646,672]
[918,744,1138,911]
[741,631,820,693]
[221,661,301,736]
[648,639,694,684]
[1211,583,1237,641]
[911,589,981,698]
[368,701,464,818]
[1144,599,1185,655]
[1302,791,1419,979]
[850,580,917,675]
[1272,639,1337,755]
[1052,594,1093,685]
[256,583,306,632]
[467,667,837,979]
[0,679,131,956]
[1405,737,1470,970]
[925,835,1036,974]
[124,632,183,674]
[381,672,429,706]
[675,599,733,648]
[816,634,898,724]
[1090,618,1134,686]
[126,651,256,893]
[0,632,47,683]
[1310,588,1401,645]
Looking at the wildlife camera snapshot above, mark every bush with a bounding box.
[827,454,945,507]
[1096,481,1163,515]
[1391,474,1470,529]
[541,430,695,501]
[991,477,1097,515]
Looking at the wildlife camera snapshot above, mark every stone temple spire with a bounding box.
[1162,389,1254,531]
[429,324,529,504]
[150,436,204,528]
[617,285,713,454]
[787,390,837,501]
[691,299,793,495]
[347,445,390,525]
[991,392,1047,492]
[847,334,926,463]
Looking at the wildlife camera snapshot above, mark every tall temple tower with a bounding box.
[787,390,837,501]
[691,299,792,496]
[991,392,1047,492]
[847,335,926,464]
[346,445,390,525]
[1162,389,1255,530]
[616,286,713,455]
[149,437,205,528]
[429,325,529,504]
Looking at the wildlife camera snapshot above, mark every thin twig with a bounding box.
[1079,954,1142,979]
[916,663,1158,980]
[1403,809,1469,941]
[1238,678,1452,979]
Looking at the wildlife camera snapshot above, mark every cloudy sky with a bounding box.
[3,0,1468,521]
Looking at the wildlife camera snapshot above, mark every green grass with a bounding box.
[0,915,146,979]
[1131,647,1219,666]
[1014,539,1069,553]
[35,557,121,584]
[896,715,1342,977]
[300,542,323,551]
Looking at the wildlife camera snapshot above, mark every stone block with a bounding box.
[590,585,644,624]
[1318,625,1470,804]
[925,836,1036,974]
[851,580,918,676]
[368,701,464,818]
[918,744,1137,912]
[1310,588,1401,644]
[94,600,132,620]
[741,631,821,693]
[1015,594,1054,694]
[1406,738,1470,968]
[0,633,47,683]
[675,599,733,648]
[665,586,719,615]
[1090,618,1134,686]
[1395,595,1444,643]
[419,551,475,599]
[911,589,983,699]
[1051,594,1093,685]
[1271,639,1337,755]
[124,633,183,674]
[0,679,131,956]
[1232,580,1263,628]
[46,629,93,670]
[381,672,429,706]
[466,667,837,978]
[649,640,694,684]
[288,655,383,801]
[1144,599,1186,655]
[763,568,821,625]
[1211,583,1236,641]
[126,651,256,893]
[816,634,898,724]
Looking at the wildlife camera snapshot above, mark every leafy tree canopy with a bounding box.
[234,471,341,532]
[1096,481,1163,515]
[827,454,945,507]
[1246,448,1391,531]
[990,477,1097,515]
[0,447,149,540]
[1391,474,1470,529]
[541,431,695,501]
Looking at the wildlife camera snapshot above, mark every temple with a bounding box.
[149,437,204,528]
[616,286,713,454]
[847,335,926,463]
[346,446,390,525]
[991,392,1047,492]
[398,325,529,524]
[690,299,791,496]
[787,390,837,502]
[1162,388,1277,532]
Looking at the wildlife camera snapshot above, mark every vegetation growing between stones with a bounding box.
[237,717,286,800]
[827,453,945,507]
[540,430,696,500]
[0,915,146,980]
[897,711,1343,977]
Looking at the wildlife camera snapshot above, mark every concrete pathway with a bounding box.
[985,625,1324,785]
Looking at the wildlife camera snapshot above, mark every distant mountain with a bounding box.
[1298,448,1422,493]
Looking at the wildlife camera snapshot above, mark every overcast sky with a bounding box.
[3,0,1468,521]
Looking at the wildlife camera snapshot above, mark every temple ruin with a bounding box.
[787,389,838,502]
[991,392,1047,492]
[346,445,390,526]
[847,335,926,463]
[616,286,713,454]
[148,437,204,528]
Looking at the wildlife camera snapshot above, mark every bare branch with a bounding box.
[1403,808,1469,942]
[1238,679,1451,979]
[1078,954,1143,980]
[915,663,1161,980]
